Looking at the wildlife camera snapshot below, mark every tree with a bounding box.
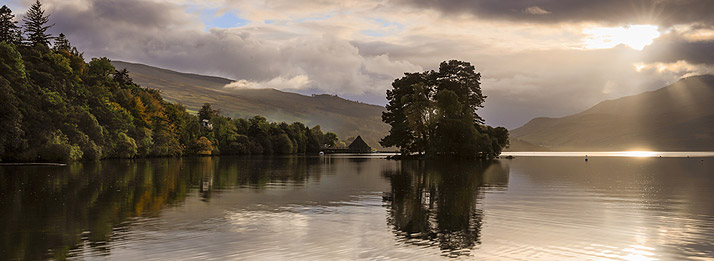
[22,0,53,46]
[310,125,325,147]
[380,72,427,154]
[433,89,480,157]
[271,133,293,154]
[305,126,321,153]
[189,137,213,155]
[198,103,220,121]
[53,33,70,51]
[113,68,134,86]
[403,82,436,154]
[87,57,115,78]
[0,5,20,43]
[324,132,338,148]
[435,60,486,124]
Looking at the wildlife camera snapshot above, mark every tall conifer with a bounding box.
[22,0,53,46]
[0,5,20,43]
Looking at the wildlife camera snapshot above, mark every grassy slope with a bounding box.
[510,75,714,151]
[111,61,390,150]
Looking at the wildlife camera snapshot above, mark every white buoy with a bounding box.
[319,151,325,156]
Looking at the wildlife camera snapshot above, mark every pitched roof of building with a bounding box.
[348,135,371,149]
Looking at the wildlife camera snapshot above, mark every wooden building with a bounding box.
[347,136,372,153]
[322,135,373,154]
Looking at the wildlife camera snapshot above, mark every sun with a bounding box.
[582,25,660,50]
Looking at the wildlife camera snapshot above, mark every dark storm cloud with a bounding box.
[399,0,714,26]
[88,0,182,28]
[642,35,714,64]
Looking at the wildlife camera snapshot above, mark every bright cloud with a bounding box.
[225,75,311,90]
[633,60,714,76]
[582,25,661,50]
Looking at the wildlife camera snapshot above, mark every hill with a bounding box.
[509,75,714,151]
[111,61,390,149]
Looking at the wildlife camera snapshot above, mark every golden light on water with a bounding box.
[583,25,660,50]
[623,151,658,157]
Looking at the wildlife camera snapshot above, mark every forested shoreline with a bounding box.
[0,1,338,163]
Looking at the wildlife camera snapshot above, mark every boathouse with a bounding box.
[322,135,373,154]
[347,136,372,153]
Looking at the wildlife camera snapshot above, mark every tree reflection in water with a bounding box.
[0,156,327,260]
[382,159,509,257]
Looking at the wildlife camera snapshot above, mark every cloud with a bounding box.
[16,0,709,129]
[633,61,714,78]
[398,0,714,26]
[41,0,421,103]
[523,6,550,15]
[641,33,714,65]
[225,75,311,90]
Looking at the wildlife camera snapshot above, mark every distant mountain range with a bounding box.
[111,61,390,150]
[509,75,714,151]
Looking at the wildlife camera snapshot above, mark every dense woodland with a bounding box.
[381,60,509,159]
[0,1,338,162]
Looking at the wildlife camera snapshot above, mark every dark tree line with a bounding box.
[381,60,509,159]
[194,103,338,156]
[0,2,338,162]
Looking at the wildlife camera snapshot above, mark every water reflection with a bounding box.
[0,156,329,260]
[3,155,712,259]
[382,160,509,257]
[0,159,189,260]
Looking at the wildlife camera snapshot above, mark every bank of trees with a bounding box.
[195,103,338,155]
[0,2,337,162]
[381,60,508,159]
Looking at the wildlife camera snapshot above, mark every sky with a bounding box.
[6,0,714,128]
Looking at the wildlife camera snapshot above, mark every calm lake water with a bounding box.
[1,154,713,260]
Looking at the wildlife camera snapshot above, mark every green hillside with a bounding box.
[111,61,390,150]
[510,75,714,151]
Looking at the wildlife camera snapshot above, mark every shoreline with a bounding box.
[0,163,68,167]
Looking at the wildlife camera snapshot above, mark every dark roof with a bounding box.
[348,135,371,149]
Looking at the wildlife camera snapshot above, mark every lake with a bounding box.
[1,154,713,260]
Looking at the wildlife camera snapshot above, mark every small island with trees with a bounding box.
[380,60,509,159]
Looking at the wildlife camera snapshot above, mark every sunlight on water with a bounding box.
[623,151,658,157]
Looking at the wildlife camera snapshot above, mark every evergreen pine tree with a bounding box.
[0,5,20,43]
[22,0,53,46]
[11,28,23,45]
[53,33,70,51]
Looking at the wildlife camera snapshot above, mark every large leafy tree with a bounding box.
[435,60,486,124]
[381,60,508,158]
[380,72,427,154]
[0,5,20,43]
[22,0,53,46]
